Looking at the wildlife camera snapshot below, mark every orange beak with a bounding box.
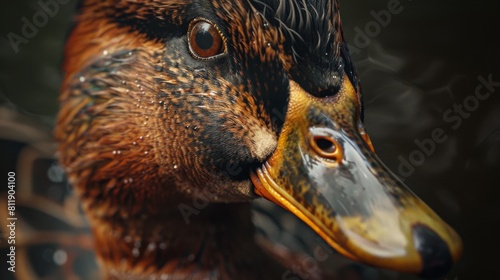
[251,75,462,278]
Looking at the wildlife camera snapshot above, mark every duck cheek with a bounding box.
[196,109,273,168]
[244,124,278,162]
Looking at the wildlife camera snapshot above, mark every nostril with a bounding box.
[309,136,341,163]
[314,136,336,154]
[308,127,343,163]
[412,224,453,279]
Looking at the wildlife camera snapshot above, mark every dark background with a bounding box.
[0,0,499,279]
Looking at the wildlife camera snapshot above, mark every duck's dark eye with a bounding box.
[188,19,226,60]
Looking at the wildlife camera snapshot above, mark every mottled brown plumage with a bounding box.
[56,0,331,278]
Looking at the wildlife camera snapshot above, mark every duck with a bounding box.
[55,0,463,279]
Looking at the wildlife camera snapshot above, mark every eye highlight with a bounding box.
[188,18,226,60]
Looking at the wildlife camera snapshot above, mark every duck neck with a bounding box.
[88,197,290,279]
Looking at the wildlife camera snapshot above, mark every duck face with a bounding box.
[57,0,462,277]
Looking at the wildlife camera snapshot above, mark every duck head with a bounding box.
[57,0,462,278]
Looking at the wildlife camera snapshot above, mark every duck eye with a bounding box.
[188,19,226,60]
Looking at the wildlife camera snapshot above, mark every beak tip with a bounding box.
[413,224,455,279]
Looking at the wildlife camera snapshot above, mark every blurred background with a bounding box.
[0,0,498,279]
